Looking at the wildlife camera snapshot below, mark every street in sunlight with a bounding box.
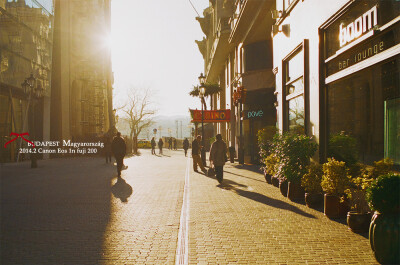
[1,149,377,264]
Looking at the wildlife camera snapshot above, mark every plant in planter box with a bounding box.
[301,162,324,208]
[344,163,372,232]
[257,126,278,160]
[345,158,394,232]
[264,153,278,184]
[257,126,278,182]
[321,158,351,218]
[366,173,400,264]
[272,132,318,201]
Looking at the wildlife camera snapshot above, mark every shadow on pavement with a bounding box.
[232,164,262,174]
[111,177,133,203]
[0,157,115,264]
[217,182,316,219]
[223,169,266,183]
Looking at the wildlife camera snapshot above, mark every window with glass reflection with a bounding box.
[284,47,305,134]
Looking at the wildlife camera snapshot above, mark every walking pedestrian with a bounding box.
[168,137,172,150]
[151,137,156,155]
[192,135,206,173]
[158,138,164,155]
[183,138,189,157]
[111,132,126,177]
[209,134,227,183]
[173,138,177,150]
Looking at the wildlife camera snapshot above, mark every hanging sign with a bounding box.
[190,109,230,123]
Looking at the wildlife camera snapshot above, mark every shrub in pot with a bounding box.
[279,177,288,197]
[345,163,372,232]
[272,132,318,201]
[263,154,278,184]
[257,126,278,183]
[366,173,400,264]
[302,162,324,208]
[321,158,351,218]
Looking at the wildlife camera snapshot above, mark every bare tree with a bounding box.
[122,88,156,154]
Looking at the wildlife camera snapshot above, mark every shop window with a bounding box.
[283,44,306,134]
[385,98,400,165]
[327,57,399,164]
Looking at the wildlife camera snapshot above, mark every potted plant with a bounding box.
[263,153,278,184]
[273,132,318,201]
[257,126,278,183]
[345,158,394,232]
[345,165,372,232]
[301,162,324,208]
[366,173,400,264]
[321,158,351,218]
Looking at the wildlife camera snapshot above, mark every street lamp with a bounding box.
[198,73,206,166]
[20,73,44,168]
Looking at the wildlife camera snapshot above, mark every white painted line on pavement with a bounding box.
[175,156,190,265]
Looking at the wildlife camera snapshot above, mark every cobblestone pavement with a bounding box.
[188,163,378,265]
[1,149,378,264]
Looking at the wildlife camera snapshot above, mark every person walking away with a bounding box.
[183,138,189,157]
[111,132,126,177]
[168,137,172,150]
[151,137,156,155]
[173,138,177,150]
[192,135,206,173]
[104,134,112,163]
[158,138,164,155]
[209,134,227,183]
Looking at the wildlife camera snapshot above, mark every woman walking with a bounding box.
[158,138,164,155]
[209,134,227,183]
[151,137,156,155]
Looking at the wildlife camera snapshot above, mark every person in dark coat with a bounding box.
[173,138,177,150]
[183,138,189,156]
[192,135,206,173]
[158,138,164,155]
[111,132,126,177]
[151,137,156,155]
[168,137,172,150]
[209,134,227,183]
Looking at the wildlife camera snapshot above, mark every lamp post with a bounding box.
[21,73,44,168]
[198,73,206,166]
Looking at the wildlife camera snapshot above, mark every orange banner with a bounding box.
[190,109,230,123]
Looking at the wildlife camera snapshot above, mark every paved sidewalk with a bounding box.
[188,162,378,264]
[1,150,378,264]
[1,150,187,264]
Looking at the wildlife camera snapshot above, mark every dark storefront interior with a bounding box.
[328,56,400,165]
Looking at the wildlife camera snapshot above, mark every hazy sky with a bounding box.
[111,0,209,117]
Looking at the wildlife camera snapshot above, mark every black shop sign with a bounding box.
[324,0,399,59]
[326,24,399,76]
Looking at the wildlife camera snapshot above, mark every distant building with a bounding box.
[196,0,276,163]
[0,0,54,162]
[51,0,113,143]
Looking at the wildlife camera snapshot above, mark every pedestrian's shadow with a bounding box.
[217,182,316,219]
[111,177,133,203]
[223,169,266,183]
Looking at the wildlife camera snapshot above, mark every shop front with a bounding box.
[241,88,276,164]
[321,0,400,165]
